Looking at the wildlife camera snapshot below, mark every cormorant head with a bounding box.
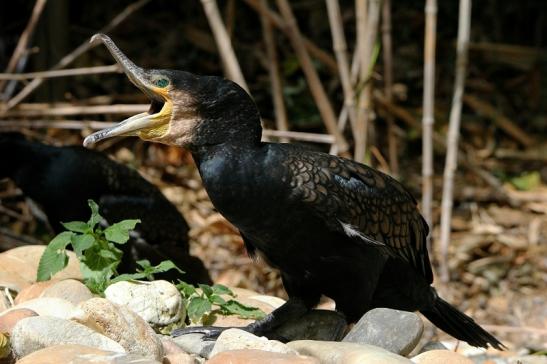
[83,34,261,150]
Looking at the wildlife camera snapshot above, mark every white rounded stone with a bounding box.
[104,280,184,326]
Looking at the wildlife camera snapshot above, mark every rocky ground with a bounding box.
[1,245,545,364]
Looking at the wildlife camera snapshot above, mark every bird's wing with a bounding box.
[283,152,433,283]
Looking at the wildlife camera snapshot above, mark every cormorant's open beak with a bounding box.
[83,34,172,147]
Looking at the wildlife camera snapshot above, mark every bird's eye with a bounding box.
[154,78,169,88]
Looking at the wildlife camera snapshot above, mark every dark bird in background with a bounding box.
[84,34,503,349]
[0,132,211,285]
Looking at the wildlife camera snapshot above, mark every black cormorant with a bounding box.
[84,34,503,349]
[0,132,211,284]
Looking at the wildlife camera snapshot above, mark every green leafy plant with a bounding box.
[112,259,183,283]
[37,199,265,325]
[37,200,180,293]
[177,281,265,324]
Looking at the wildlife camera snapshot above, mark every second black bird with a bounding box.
[0,132,211,284]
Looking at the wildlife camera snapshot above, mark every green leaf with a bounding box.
[110,272,148,283]
[210,294,226,305]
[104,219,140,244]
[219,300,265,320]
[36,231,72,281]
[510,171,540,191]
[177,281,197,298]
[211,284,234,297]
[153,260,184,274]
[136,259,152,271]
[187,297,212,322]
[62,221,89,233]
[98,248,118,260]
[199,284,213,297]
[82,247,118,279]
[71,234,95,256]
[87,200,102,228]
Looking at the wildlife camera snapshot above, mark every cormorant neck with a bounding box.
[191,139,263,168]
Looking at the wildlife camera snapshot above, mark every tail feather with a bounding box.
[420,296,505,350]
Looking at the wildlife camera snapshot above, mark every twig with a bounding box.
[0,119,334,144]
[381,0,398,175]
[243,0,339,76]
[1,0,151,112]
[326,0,357,141]
[0,64,121,80]
[4,104,148,117]
[275,0,349,153]
[422,0,437,253]
[260,0,289,142]
[0,0,47,93]
[462,94,536,146]
[440,0,472,282]
[370,146,390,172]
[200,0,249,92]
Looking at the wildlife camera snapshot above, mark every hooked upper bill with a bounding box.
[83,34,173,148]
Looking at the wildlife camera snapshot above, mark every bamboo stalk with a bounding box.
[381,0,398,175]
[4,104,148,117]
[0,119,334,144]
[201,0,249,92]
[243,0,339,76]
[439,0,472,282]
[260,0,289,142]
[0,65,121,80]
[354,0,381,163]
[354,0,368,161]
[326,0,358,141]
[275,0,349,153]
[0,0,47,93]
[1,0,151,113]
[422,0,437,253]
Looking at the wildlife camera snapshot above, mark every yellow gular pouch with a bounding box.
[139,86,172,140]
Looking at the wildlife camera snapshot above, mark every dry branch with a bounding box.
[0,0,47,93]
[201,0,249,92]
[421,0,437,251]
[243,0,339,76]
[260,0,289,142]
[440,0,472,282]
[275,0,349,153]
[0,65,121,81]
[1,0,151,112]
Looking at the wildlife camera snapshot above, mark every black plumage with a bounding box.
[0,132,211,284]
[84,34,504,349]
